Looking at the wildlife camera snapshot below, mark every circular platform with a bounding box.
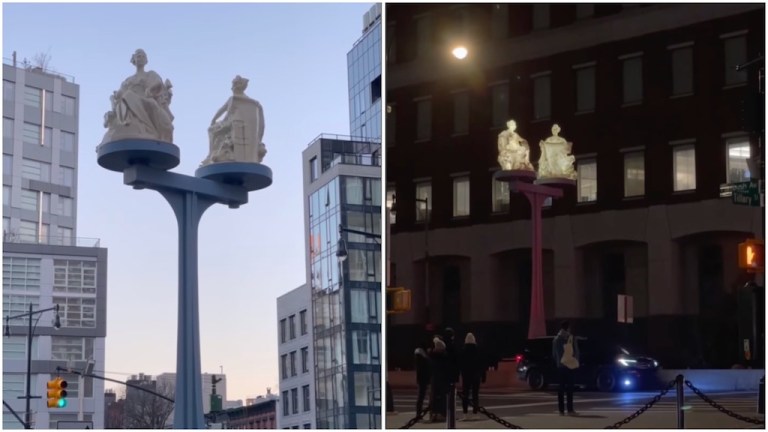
[97,139,180,172]
[494,169,537,183]
[195,162,273,192]
[535,177,577,187]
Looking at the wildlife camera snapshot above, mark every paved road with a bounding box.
[386,388,764,429]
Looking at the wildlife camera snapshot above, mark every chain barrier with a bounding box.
[398,404,431,429]
[685,380,765,426]
[456,391,524,429]
[604,379,678,429]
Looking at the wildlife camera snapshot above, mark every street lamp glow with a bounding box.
[452,46,468,60]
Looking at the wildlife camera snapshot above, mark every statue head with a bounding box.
[551,124,561,137]
[232,75,249,93]
[506,119,517,132]
[130,49,148,67]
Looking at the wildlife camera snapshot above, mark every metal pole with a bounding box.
[446,383,456,429]
[78,374,84,421]
[422,198,430,325]
[523,191,547,339]
[675,374,684,429]
[25,303,33,429]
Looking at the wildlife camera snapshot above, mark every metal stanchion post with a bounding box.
[446,383,456,429]
[676,374,685,429]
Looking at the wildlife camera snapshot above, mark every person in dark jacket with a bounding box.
[429,337,449,422]
[414,346,432,415]
[552,321,580,415]
[443,327,460,385]
[459,332,485,421]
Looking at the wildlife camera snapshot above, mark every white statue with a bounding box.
[497,120,534,171]
[201,75,267,166]
[537,124,577,180]
[101,49,174,144]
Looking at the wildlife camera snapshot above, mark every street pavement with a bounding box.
[386,388,764,429]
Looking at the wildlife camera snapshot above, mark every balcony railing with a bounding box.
[328,152,381,168]
[3,232,100,247]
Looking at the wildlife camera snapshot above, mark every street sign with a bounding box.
[732,180,761,206]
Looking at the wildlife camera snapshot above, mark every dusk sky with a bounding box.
[3,1,374,402]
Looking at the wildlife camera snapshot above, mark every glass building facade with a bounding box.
[347,5,382,140]
[307,137,381,429]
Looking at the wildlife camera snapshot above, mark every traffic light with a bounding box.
[739,239,765,273]
[386,287,411,314]
[46,377,68,408]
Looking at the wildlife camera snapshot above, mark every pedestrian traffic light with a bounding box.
[46,377,68,408]
[387,287,411,314]
[739,239,765,273]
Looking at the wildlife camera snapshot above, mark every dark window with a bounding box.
[291,388,299,414]
[289,315,296,339]
[371,75,381,102]
[280,319,286,343]
[300,310,308,335]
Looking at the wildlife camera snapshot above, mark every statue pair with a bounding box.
[101,49,267,167]
[497,120,576,180]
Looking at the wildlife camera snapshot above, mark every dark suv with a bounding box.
[515,336,660,391]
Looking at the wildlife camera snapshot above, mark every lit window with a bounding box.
[726,137,751,183]
[453,176,470,217]
[723,35,747,86]
[624,152,645,197]
[577,159,597,202]
[533,75,551,120]
[575,65,596,112]
[415,98,432,141]
[415,182,431,222]
[671,46,693,96]
[622,56,643,104]
[673,145,696,191]
[452,91,469,135]
[490,83,509,128]
[492,176,510,213]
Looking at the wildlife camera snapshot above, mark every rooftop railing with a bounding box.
[3,57,76,83]
[3,232,100,248]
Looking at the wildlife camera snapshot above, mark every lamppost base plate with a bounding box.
[195,162,273,191]
[97,139,180,172]
[535,177,577,187]
[494,170,537,183]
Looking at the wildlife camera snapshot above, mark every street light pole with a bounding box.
[415,197,430,326]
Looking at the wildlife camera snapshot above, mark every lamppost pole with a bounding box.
[415,197,430,326]
[4,303,61,429]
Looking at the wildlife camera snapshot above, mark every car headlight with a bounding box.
[653,360,658,367]
[617,358,637,367]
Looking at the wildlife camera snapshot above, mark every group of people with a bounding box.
[413,328,486,423]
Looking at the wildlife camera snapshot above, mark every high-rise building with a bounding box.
[2,58,109,429]
[348,3,382,139]
[385,3,764,370]
[155,372,228,415]
[276,284,314,429]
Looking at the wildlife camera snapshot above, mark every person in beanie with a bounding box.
[429,337,449,422]
[414,344,432,415]
[552,321,579,415]
[458,332,485,421]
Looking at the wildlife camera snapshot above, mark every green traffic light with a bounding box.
[58,399,67,408]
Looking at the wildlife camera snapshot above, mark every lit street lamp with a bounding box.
[451,46,468,60]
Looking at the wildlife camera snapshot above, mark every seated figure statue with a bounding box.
[497,120,534,171]
[201,75,267,166]
[101,49,174,145]
[537,124,577,180]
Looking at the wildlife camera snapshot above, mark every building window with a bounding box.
[673,145,696,191]
[22,122,41,145]
[59,166,75,187]
[23,86,41,109]
[452,176,470,217]
[415,182,432,222]
[3,185,9,207]
[57,227,73,246]
[371,75,381,102]
[532,4,550,30]
[302,385,310,412]
[3,117,13,139]
[670,45,694,96]
[386,104,396,147]
[57,196,73,217]
[723,34,747,86]
[301,347,309,373]
[299,309,307,335]
[4,154,12,177]
[622,55,643,104]
[577,159,597,203]
[386,185,396,224]
[624,152,645,197]
[21,159,51,182]
[303,424,311,429]
[43,127,52,147]
[490,83,509,128]
[491,4,508,38]
[52,297,96,328]
[290,351,297,377]
[280,354,288,379]
[44,91,53,112]
[576,4,594,19]
[282,391,289,416]
[3,294,40,326]
[291,388,299,414]
[53,260,97,294]
[309,157,318,181]
[452,91,469,135]
[415,16,431,56]
[533,74,551,120]
[60,96,76,115]
[3,81,14,102]
[19,189,38,212]
[289,314,296,339]
[575,65,596,112]
[726,137,750,183]
[51,336,93,361]
[3,336,38,361]
[61,132,76,152]
[415,98,432,141]
[280,319,286,343]
[18,220,37,243]
[3,257,41,293]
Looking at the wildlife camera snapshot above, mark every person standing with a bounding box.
[429,338,449,422]
[414,345,432,415]
[459,333,485,421]
[552,321,580,415]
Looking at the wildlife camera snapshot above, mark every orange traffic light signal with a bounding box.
[739,239,765,273]
[386,287,411,314]
[46,377,68,408]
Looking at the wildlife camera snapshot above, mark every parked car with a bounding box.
[515,336,660,391]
